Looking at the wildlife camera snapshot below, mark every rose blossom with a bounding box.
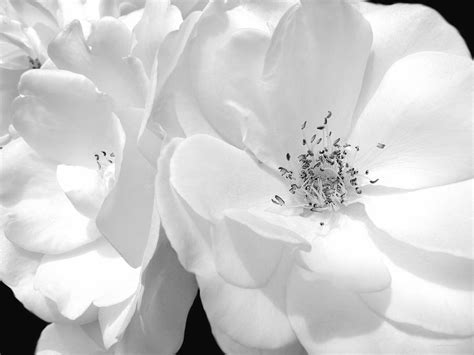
[1,1,198,353]
[142,0,473,353]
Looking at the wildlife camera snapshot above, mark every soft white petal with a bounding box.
[248,0,372,168]
[349,52,473,189]
[211,209,284,288]
[354,3,470,118]
[198,253,298,350]
[169,134,287,221]
[1,139,101,254]
[114,237,198,355]
[35,238,140,320]
[98,295,137,349]
[298,212,390,293]
[363,179,473,259]
[213,327,306,355]
[36,323,108,355]
[132,0,182,74]
[155,137,214,276]
[12,69,123,168]
[48,18,148,108]
[363,221,473,337]
[56,164,109,219]
[96,108,156,267]
[287,266,474,354]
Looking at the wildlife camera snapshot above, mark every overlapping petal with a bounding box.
[298,213,391,293]
[354,3,470,118]
[199,253,298,350]
[48,18,147,108]
[169,134,287,221]
[287,267,473,354]
[12,69,123,167]
[96,108,156,267]
[363,179,473,259]
[246,0,372,168]
[350,52,473,189]
[1,139,101,254]
[34,238,140,320]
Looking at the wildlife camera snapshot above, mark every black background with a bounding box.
[0,1,471,354]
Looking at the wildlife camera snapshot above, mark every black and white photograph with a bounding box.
[0,0,472,354]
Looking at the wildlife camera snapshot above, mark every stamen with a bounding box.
[271,111,383,213]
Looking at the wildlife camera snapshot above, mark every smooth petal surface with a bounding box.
[199,253,297,350]
[361,257,473,337]
[1,139,101,254]
[132,0,182,74]
[156,137,214,276]
[114,238,198,355]
[211,209,284,288]
[96,108,156,267]
[35,238,140,320]
[36,323,108,355]
[363,179,473,259]
[213,327,306,355]
[0,231,65,322]
[170,134,287,221]
[349,52,473,189]
[0,67,25,134]
[362,218,474,337]
[48,18,147,108]
[56,164,109,219]
[12,69,123,167]
[186,2,274,148]
[98,295,137,349]
[298,213,391,293]
[250,0,372,168]
[355,3,470,118]
[287,267,473,354]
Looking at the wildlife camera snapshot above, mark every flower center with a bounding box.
[272,111,384,213]
[94,150,116,191]
[28,56,41,69]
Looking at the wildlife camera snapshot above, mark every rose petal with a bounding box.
[171,0,206,17]
[1,140,101,254]
[48,18,148,108]
[187,2,273,148]
[0,231,65,322]
[0,67,25,134]
[249,0,372,168]
[287,266,474,353]
[156,138,214,276]
[213,327,306,355]
[298,213,391,293]
[363,179,473,259]
[170,134,287,221]
[198,253,297,349]
[354,3,471,118]
[56,165,109,219]
[349,52,473,189]
[114,237,197,355]
[99,295,137,349]
[96,108,156,267]
[132,0,182,74]
[36,323,108,355]
[35,238,140,320]
[362,222,473,337]
[361,257,473,337]
[211,209,284,288]
[12,69,123,167]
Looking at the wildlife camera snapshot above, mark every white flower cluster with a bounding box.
[0,0,472,354]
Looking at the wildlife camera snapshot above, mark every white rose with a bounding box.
[147,0,473,353]
[1,2,196,353]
